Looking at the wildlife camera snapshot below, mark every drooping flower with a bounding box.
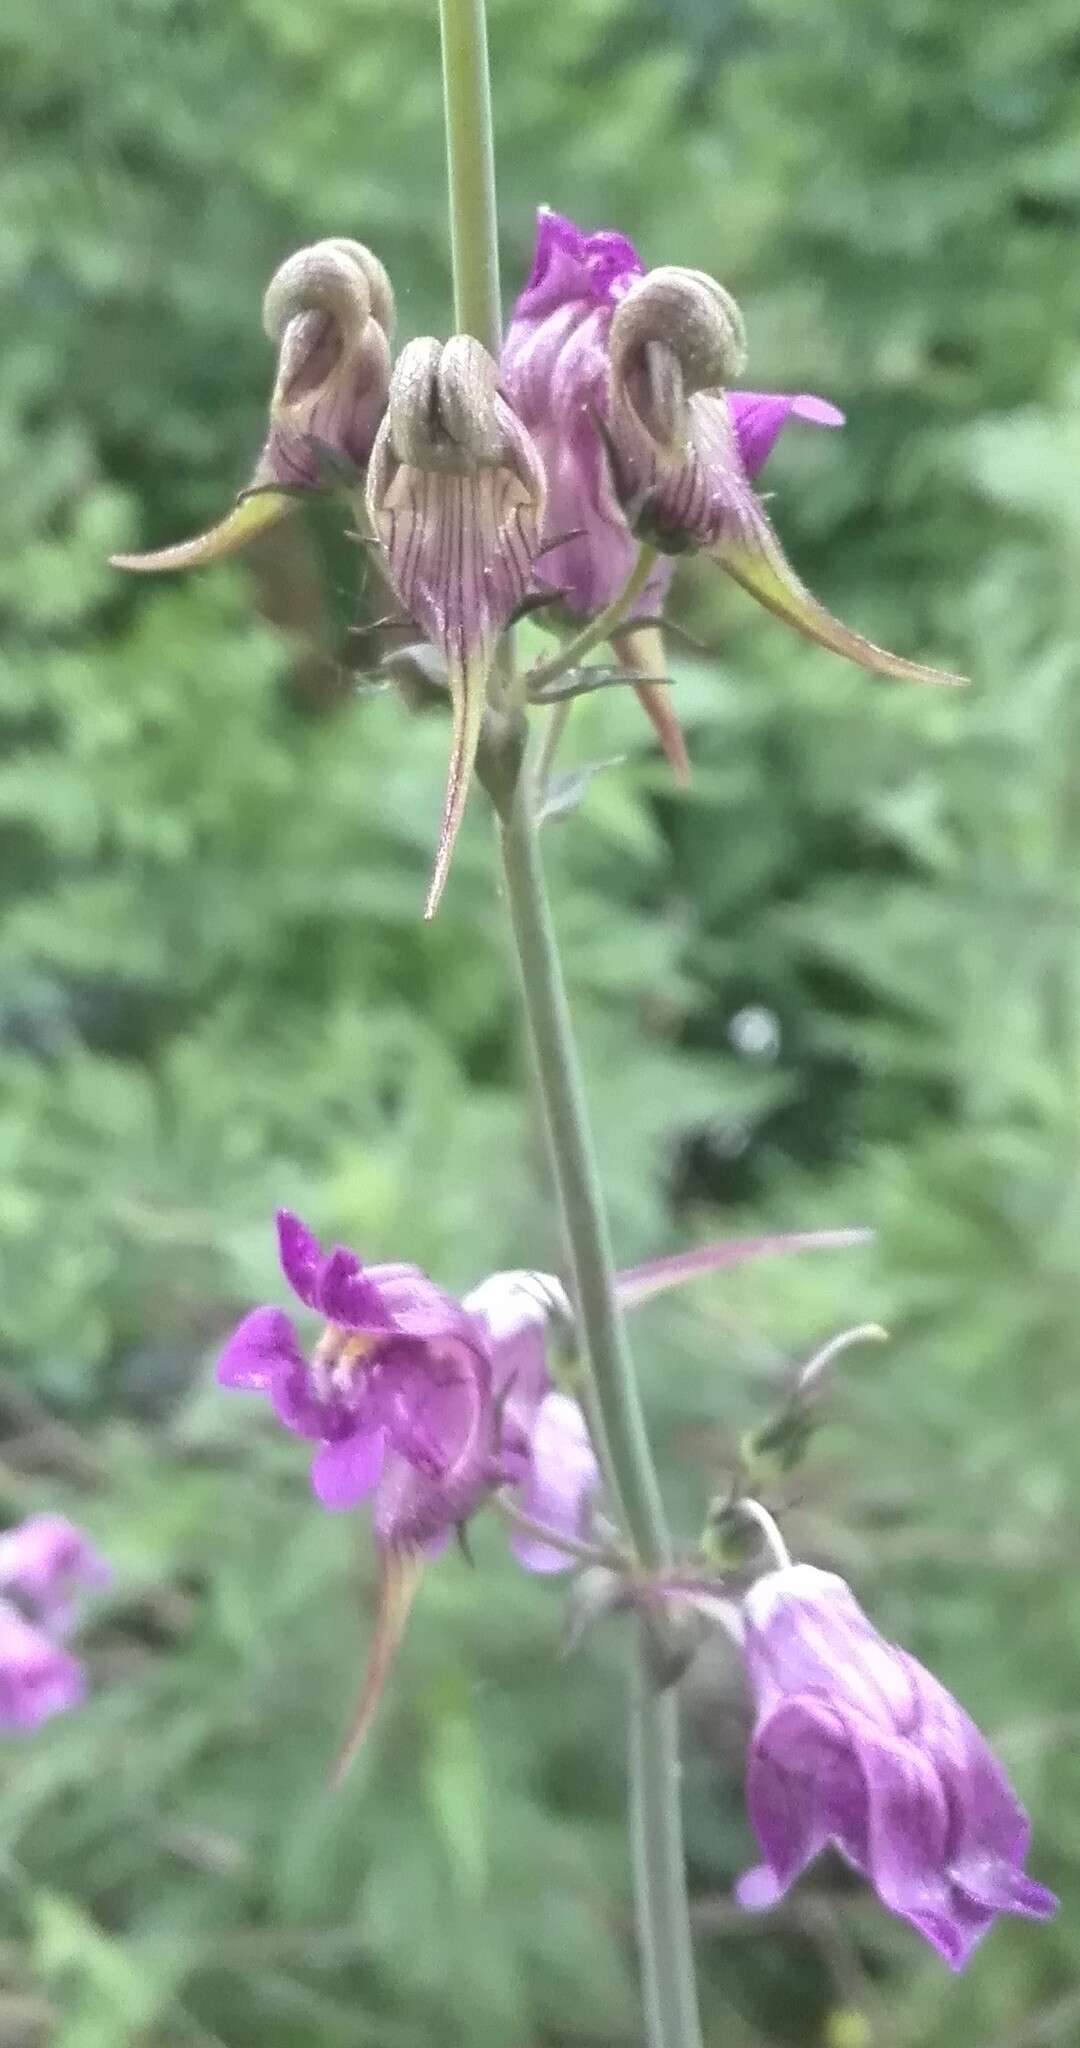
[501,208,850,772]
[112,237,394,573]
[0,1513,109,1635]
[735,1564,1057,1968]
[0,1601,85,1730]
[217,1209,502,1553]
[366,336,547,914]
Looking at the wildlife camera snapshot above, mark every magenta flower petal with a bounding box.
[310,1429,387,1510]
[464,1269,567,1437]
[509,1392,600,1574]
[728,392,845,480]
[0,1515,109,1635]
[0,1601,85,1730]
[216,1305,304,1390]
[735,1566,1057,1967]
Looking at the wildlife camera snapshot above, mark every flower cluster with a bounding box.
[113,209,960,910]
[0,1515,108,1730]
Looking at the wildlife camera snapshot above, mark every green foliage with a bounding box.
[3,0,1079,2043]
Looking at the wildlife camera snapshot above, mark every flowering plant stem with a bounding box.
[436,7,704,2043]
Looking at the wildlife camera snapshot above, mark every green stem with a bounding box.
[495,761,704,2048]
[528,544,658,695]
[437,0,502,352]
[436,8,703,2043]
[497,769,667,1561]
[630,1652,707,2048]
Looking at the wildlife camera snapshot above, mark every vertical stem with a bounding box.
[497,761,704,2048]
[436,8,703,2044]
[497,770,668,1565]
[437,0,502,352]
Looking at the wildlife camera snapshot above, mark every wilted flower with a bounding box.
[0,1513,109,1634]
[735,1564,1057,1968]
[366,335,547,914]
[0,1513,109,1731]
[501,208,852,772]
[112,237,394,573]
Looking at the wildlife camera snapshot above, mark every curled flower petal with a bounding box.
[113,237,394,577]
[368,335,546,915]
[605,272,964,688]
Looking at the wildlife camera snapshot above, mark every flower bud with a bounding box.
[112,237,393,575]
[367,337,546,915]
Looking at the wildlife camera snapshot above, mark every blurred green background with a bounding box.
[3,0,1080,2041]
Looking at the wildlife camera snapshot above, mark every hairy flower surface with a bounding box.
[367,335,546,914]
[113,237,394,572]
[502,209,848,769]
[0,1514,109,1635]
[604,264,961,687]
[736,1565,1057,1968]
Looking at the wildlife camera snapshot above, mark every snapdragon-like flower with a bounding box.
[604,264,962,687]
[217,1209,502,1553]
[501,208,847,771]
[366,336,546,915]
[113,237,394,573]
[735,1564,1057,1968]
[0,1514,109,1731]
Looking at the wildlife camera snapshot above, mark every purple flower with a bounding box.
[113,238,394,575]
[735,1565,1057,1968]
[464,1270,601,1573]
[0,1601,85,1730]
[366,335,547,916]
[501,210,850,774]
[218,1210,506,1551]
[0,1514,109,1635]
[604,264,961,687]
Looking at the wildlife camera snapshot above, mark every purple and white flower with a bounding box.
[735,1564,1057,1968]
